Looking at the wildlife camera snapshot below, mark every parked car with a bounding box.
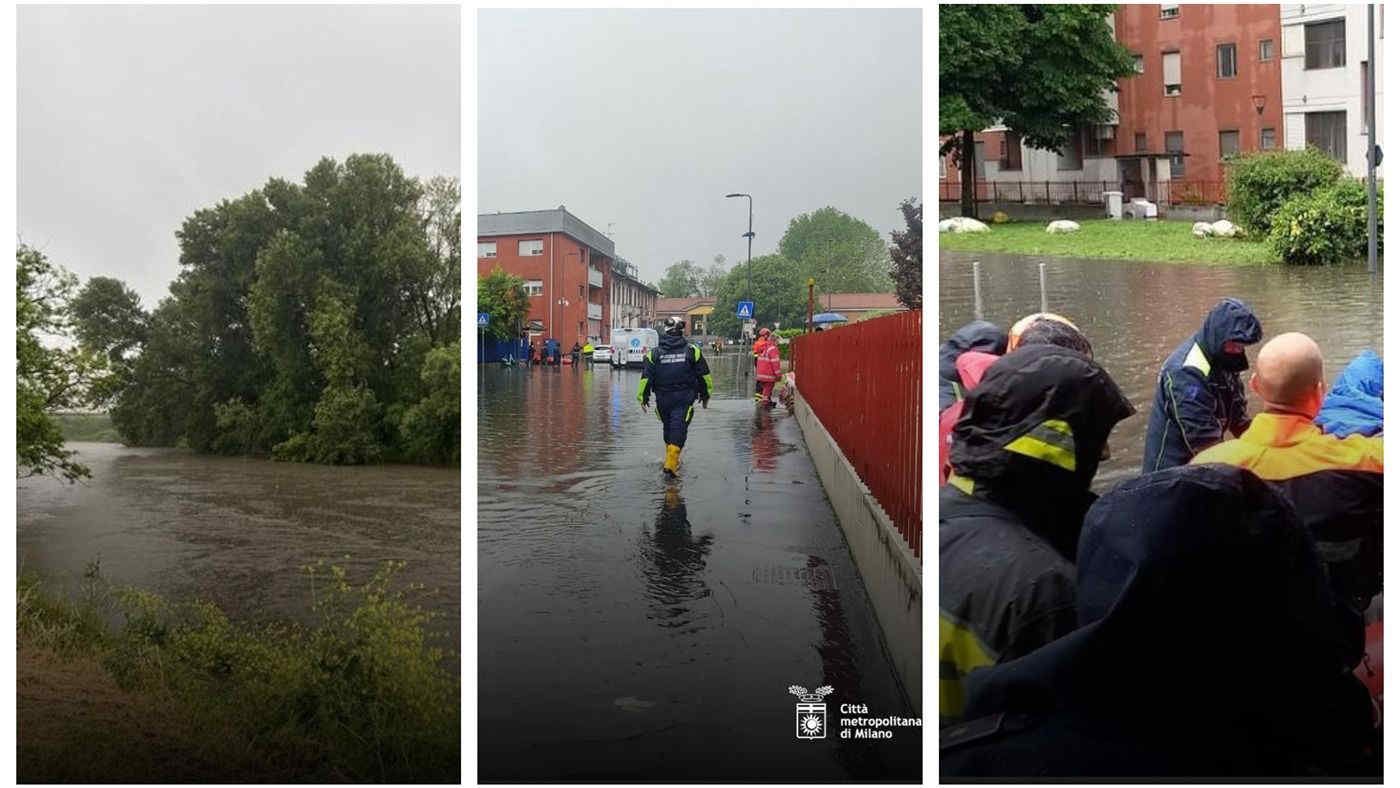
[592,345,613,364]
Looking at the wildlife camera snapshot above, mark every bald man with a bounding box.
[1193,332,1382,610]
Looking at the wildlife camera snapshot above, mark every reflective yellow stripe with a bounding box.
[636,376,648,402]
[1003,418,1077,471]
[940,612,997,721]
[685,405,694,422]
[703,374,714,396]
[1184,342,1211,377]
[947,473,975,495]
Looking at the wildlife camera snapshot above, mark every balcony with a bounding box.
[587,302,602,320]
[588,266,603,288]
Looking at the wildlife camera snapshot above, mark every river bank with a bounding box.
[17,565,459,783]
[939,218,1280,264]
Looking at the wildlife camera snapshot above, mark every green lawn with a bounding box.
[938,218,1280,265]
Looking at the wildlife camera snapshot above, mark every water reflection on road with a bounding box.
[477,355,920,782]
[939,251,1384,490]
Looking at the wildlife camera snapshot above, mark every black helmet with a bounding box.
[662,316,685,336]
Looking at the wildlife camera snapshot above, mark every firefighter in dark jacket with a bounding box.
[639,316,714,477]
[942,464,1374,780]
[940,343,1134,725]
[1142,297,1263,473]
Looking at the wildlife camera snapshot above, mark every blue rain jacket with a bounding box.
[1317,350,1383,438]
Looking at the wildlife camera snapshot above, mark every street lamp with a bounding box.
[725,192,753,336]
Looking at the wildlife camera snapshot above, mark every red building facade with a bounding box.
[1114,3,1283,185]
[477,208,613,346]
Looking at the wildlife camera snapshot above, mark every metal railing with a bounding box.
[938,179,1229,206]
[792,311,922,557]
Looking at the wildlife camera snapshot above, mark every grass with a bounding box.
[52,411,122,443]
[938,218,1281,264]
[17,561,460,783]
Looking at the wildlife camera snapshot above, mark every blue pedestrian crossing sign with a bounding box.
[736,300,755,319]
[477,312,490,327]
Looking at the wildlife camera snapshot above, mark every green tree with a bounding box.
[477,265,529,341]
[709,255,808,338]
[17,245,102,481]
[778,207,892,293]
[940,5,1137,217]
[70,277,148,363]
[698,254,728,297]
[399,342,461,465]
[889,198,922,310]
[658,259,702,297]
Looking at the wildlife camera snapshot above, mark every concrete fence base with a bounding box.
[792,390,922,715]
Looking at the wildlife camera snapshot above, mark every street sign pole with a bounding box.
[1367,3,1378,274]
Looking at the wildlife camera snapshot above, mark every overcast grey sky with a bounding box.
[19,5,460,309]
[478,9,921,285]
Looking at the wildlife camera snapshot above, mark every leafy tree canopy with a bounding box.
[477,265,529,341]
[658,259,703,298]
[778,207,892,294]
[709,254,808,338]
[889,198,922,310]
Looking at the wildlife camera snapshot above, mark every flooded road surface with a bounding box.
[939,251,1384,489]
[18,444,461,647]
[478,355,921,782]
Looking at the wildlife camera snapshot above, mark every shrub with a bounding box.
[1226,148,1345,235]
[1268,179,1383,265]
[211,399,259,455]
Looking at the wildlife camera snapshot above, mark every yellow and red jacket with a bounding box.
[756,340,781,382]
[1192,411,1382,606]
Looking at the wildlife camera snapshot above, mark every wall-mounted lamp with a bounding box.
[1252,94,1266,115]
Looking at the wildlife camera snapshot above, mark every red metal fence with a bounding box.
[791,311,921,557]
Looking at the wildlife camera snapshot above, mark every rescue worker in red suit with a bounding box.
[751,332,767,399]
[639,316,714,477]
[755,328,781,406]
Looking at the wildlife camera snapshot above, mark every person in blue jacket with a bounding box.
[638,316,714,477]
[1142,298,1262,473]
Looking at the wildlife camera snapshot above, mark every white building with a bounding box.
[1280,4,1383,177]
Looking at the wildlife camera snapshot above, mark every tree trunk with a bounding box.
[960,129,978,219]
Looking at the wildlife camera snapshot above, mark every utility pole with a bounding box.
[726,193,754,337]
[1367,3,1378,274]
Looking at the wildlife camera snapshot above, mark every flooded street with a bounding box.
[939,251,1384,490]
[17,444,461,647]
[477,354,921,782]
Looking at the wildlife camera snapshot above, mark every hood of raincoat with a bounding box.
[1197,298,1262,373]
[955,464,1370,775]
[657,333,692,355]
[1317,349,1384,438]
[939,321,1008,410]
[950,343,1134,491]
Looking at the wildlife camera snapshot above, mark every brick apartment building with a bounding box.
[477,207,613,346]
[939,4,1378,206]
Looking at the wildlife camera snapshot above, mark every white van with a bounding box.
[611,328,659,368]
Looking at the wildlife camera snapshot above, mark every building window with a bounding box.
[1259,38,1275,61]
[578,285,584,299]
[1165,131,1186,178]
[1219,130,1240,159]
[1135,132,1148,152]
[1304,19,1346,69]
[519,239,544,256]
[1260,127,1276,149]
[1057,128,1083,170]
[1160,3,1180,19]
[940,155,946,178]
[999,131,1022,170]
[1305,111,1347,162]
[525,280,544,296]
[1217,43,1237,78]
[1133,54,1145,73]
[478,241,497,258]
[1084,125,1110,157]
[1163,51,1182,95]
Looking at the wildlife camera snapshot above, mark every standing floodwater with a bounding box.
[478,354,920,782]
[940,250,1384,490]
[18,444,461,647]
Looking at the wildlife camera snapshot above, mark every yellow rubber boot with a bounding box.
[663,444,682,476]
